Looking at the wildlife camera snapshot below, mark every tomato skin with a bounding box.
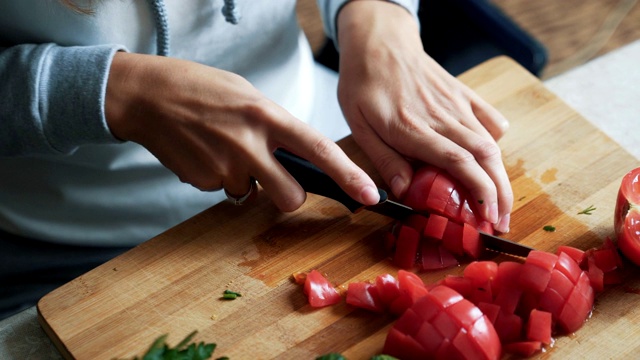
[614,167,640,266]
[346,281,385,313]
[303,270,342,308]
[394,225,421,269]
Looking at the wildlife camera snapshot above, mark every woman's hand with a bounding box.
[105,52,380,211]
[336,1,513,232]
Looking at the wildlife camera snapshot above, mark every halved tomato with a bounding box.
[614,167,640,266]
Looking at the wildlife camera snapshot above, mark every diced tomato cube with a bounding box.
[447,298,484,330]
[405,214,429,233]
[519,262,552,294]
[393,308,423,336]
[303,270,342,308]
[469,315,502,360]
[442,275,473,298]
[526,309,552,345]
[503,341,543,357]
[414,321,445,353]
[477,302,500,324]
[587,256,604,292]
[375,274,401,306]
[555,251,583,284]
[424,213,449,240]
[439,245,460,269]
[402,166,439,211]
[421,242,444,270]
[493,286,522,315]
[494,310,523,343]
[426,173,456,214]
[442,220,464,256]
[393,225,420,269]
[346,281,384,313]
[557,245,586,266]
[462,223,483,259]
[382,328,429,360]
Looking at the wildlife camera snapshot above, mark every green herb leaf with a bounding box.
[223,290,242,297]
[577,205,596,215]
[543,225,556,232]
[371,355,399,360]
[124,331,219,360]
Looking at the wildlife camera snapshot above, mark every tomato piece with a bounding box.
[526,309,552,345]
[586,256,604,292]
[442,220,464,256]
[614,167,640,266]
[421,242,444,270]
[503,341,543,357]
[557,245,586,266]
[386,285,501,360]
[493,310,523,343]
[303,270,342,308]
[426,172,456,214]
[402,166,440,211]
[519,251,558,294]
[439,246,460,269]
[346,281,384,313]
[424,213,449,240]
[462,223,483,259]
[441,275,473,299]
[476,302,500,324]
[443,187,463,221]
[375,273,401,307]
[389,270,429,315]
[393,225,420,269]
[405,214,429,233]
[464,261,498,288]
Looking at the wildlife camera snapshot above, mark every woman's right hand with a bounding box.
[105,52,380,211]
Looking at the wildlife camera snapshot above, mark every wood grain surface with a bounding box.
[37,57,640,360]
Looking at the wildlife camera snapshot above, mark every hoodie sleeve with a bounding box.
[316,0,421,47]
[0,43,126,156]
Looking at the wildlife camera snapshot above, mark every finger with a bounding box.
[470,96,510,141]
[252,149,308,212]
[438,122,513,231]
[276,122,380,206]
[349,120,413,200]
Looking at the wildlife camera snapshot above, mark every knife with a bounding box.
[274,148,533,257]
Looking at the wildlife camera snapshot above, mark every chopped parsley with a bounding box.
[124,331,222,360]
[543,225,556,232]
[221,290,242,300]
[577,205,596,215]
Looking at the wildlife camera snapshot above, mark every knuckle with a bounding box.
[471,139,502,162]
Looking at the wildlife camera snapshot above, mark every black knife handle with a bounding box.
[274,148,385,213]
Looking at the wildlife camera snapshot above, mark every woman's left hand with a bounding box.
[336,0,513,233]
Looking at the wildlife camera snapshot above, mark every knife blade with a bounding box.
[274,148,534,258]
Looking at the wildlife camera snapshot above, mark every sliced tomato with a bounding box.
[393,225,420,269]
[424,213,449,240]
[503,341,543,357]
[402,166,440,211]
[442,220,464,256]
[443,187,463,221]
[384,285,501,360]
[421,242,459,271]
[615,167,640,266]
[526,309,552,345]
[346,281,384,313]
[303,270,342,308]
[462,223,483,259]
[557,245,586,266]
[426,172,457,215]
[375,273,401,307]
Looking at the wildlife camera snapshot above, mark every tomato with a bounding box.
[383,285,501,360]
[526,309,552,345]
[614,167,640,266]
[303,270,342,308]
[402,166,439,211]
[393,225,421,269]
[346,281,384,313]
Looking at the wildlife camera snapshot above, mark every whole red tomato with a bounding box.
[614,167,640,266]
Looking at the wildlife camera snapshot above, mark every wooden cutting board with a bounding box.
[38,57,640,359]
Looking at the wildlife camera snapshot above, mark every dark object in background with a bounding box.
[315,0,548,77]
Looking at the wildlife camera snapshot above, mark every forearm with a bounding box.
[0,43,124,156]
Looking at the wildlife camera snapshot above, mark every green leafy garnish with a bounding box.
[577,205,596,215]
[124,331,220,360]
[221,290,242,300]
[370,356,399,360]
[543,225,556,232]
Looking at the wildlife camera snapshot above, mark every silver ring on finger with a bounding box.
[224,177,257,206]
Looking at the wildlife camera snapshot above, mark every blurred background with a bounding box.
[296,0,640,79]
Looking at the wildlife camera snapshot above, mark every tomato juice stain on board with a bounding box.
[541,168,558,184]
[505,158,602,251]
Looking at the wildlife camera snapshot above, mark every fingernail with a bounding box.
[390,175,407,198]
[496,213,510,233]
[361,185,380,205]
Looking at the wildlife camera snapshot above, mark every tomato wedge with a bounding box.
[303,270,342,308]
[614,167,640,266]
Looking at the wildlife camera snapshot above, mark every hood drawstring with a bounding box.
[221,0,241,25]
[147,0,241,57]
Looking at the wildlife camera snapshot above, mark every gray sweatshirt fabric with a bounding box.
[0,0,420,246]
